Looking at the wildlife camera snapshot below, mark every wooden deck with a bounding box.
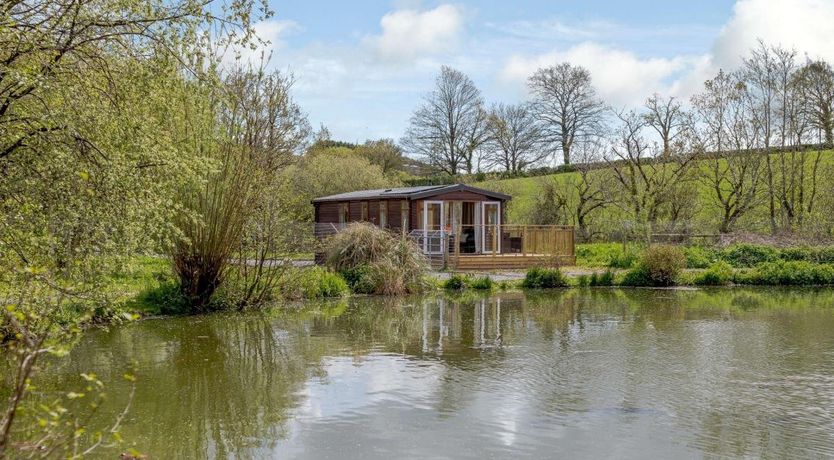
[451,253,576,270]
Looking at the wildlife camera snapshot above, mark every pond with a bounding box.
[31,288,834,458]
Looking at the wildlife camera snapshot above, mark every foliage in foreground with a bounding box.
[325,223,428,295]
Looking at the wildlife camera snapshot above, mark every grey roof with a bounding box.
[311,184,511,203]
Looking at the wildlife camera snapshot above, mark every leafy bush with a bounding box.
[736,261,834,286]
[469,276,494,290]
[577,275,590,287]
[621,245,685,287]
[325,223,428,295]
[281,266,350,299]
[684,246,716,269]
[720,244,778,267]
[443,274,469,290]
[521,267,568,288]
[694,261,734,286]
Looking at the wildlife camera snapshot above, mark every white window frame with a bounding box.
[481,201,501,254]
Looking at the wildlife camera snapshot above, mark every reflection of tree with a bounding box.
[24,288,834,458]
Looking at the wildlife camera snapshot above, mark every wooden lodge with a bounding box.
[312,184,576,269]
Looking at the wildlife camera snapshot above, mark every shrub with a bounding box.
[694,261,734,286]
[737,260,834,286]
[621,245,685,287]
[469,276,494,290]
[780,246,812,262]
[443,274,469,290]
[577,274,590,287]
[325,223,428,295]
[684,246,716,269]
[591,270,615,286]
[720,244,778,267]
[521,267,568,288]
[281,266,350,299]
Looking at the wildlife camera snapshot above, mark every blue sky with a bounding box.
[249,0,834,143]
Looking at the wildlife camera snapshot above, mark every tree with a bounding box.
[402,66,489,176]
[692,69,765,233]
[605,110,697,235]
[643,94,688,160]
[528,63,605,165]
[172,67,310,311]
[484,103,546,173]
[0,0,259,162]
[355,139,406,175]
[571,139,615,241]
[743,40,779,233]
[793,60,834,146]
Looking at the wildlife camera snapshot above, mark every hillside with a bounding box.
[474,149,834,237]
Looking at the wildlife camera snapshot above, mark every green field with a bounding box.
[474,149,834,236]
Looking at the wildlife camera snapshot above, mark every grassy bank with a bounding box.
[474,149,834,233]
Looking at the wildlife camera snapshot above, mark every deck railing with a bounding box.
[314,222,576,268]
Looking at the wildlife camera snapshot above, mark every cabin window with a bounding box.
[338,203,349,224]
[361,202,369,221]
[379,201,388,227]
[401,202,410,231]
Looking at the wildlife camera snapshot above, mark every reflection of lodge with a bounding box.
[420,296,512,354]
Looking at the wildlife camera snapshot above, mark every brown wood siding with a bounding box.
[316,202,341,224]
[348,201,361,222]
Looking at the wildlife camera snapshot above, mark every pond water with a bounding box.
[32,288,834,458]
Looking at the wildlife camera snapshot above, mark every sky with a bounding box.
[247,0,834,143]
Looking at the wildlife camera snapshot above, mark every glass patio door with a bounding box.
[482,202,501,254]
[423,201,444,254]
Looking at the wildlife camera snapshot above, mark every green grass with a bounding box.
[475,149,834,233]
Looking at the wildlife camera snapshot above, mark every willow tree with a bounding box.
[171,67,310,310]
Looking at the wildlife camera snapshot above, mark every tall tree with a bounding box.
[484,103,546,173]
[692,69,765,233]
[402,66,488,175]
[743,40,780,233]
[528,63,605,166]
[643,94,688,160]
[793,60,834,146]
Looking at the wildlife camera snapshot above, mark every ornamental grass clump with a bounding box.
[621,244,685,287]
[325,223,428,295]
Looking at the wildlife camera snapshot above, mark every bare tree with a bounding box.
[402,66,488,175]
[692,69,765,233]
[484,103,546,173]
[605,110,696,235]
[528,63,605,166]
[643,94,688,160]
[743,40,781,233]
[793,60,834,146]
[571,138,615,241]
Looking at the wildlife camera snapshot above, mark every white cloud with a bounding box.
[368,4,464,62]
[222,19,300,67]
[500,42,703,106]
[712,0,834,68]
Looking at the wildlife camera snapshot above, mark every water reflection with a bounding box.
[22,288,834,458]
